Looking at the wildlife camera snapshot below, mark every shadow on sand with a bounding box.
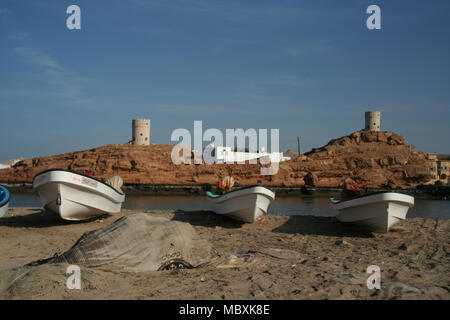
[0,208,110,228]
[1,208,374,238]
[170,210,374,238]
[272,215,375,238]
[171,210,245,229]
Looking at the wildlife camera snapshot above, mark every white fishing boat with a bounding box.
[206,186,275,223]
[0,185,10,218]
[33,169,125,221]
[330,192,414,233]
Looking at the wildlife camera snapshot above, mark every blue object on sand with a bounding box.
[0,184,11,217]
[0,185,10,207]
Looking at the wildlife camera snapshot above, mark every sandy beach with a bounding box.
[0,207,448,300]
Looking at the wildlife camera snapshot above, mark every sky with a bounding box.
[0,0,449,161]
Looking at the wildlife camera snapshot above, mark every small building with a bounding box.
[0,158,23,170]
[211,146,290,164]
[427,153,450,185]
[365,111,381,131]
[132,119,151,145]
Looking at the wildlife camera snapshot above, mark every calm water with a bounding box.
[9,192,450,219]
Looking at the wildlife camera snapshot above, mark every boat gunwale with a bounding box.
[331,192,414,210]
[206,185,275,202]
[32,168,125,196]
[0,200,10,208]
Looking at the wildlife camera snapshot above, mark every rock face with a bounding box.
[0,131,432,189]
[304,172,318,187]
[300,131,431,188]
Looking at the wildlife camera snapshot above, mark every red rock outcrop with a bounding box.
[0,131,432,189]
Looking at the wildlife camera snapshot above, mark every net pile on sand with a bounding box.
[31,213,216,272]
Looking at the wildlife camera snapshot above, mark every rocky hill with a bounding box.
[0,131,432,189]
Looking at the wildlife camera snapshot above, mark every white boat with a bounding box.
[330,192,415,233]
[0,185,10,218]
[33,169,125,221]
[206,186,275,223]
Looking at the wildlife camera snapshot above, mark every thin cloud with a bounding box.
[15,47,64,71]
[0,8,10,15]
[234,74,315,89]
[281,41,331,58]
[125,25,172,35]
[9,32,30,42]
[150,103,257,116]
[261,75,314,87]
[13,46,99,108]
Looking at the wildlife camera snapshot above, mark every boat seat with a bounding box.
[329,197,341,204]
[206,191,221,198]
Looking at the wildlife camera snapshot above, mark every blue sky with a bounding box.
[0,0,449,161]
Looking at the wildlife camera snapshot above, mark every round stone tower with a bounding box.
[132,119,151,145]
[365,111,381,131]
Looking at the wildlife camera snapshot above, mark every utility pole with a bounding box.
[297,136,301,155]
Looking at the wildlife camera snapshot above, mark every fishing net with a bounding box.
[29,213,216,272]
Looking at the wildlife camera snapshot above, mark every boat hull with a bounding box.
[33,170,125,221]
[0,203,9,218]
[331,192,414,233]
[206,186,275,223]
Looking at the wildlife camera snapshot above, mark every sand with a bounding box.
[0,207,448,300]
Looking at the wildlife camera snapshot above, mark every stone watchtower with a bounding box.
[365,111,381,131]
[132,119,151,145]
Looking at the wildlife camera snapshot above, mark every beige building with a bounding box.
[427,154,450,185]
[365,111,381,131]
[132,119,151,145]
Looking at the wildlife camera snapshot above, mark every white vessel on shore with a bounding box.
[330,192,415,233]
[33,169,125,221]
[206,186,275,223]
